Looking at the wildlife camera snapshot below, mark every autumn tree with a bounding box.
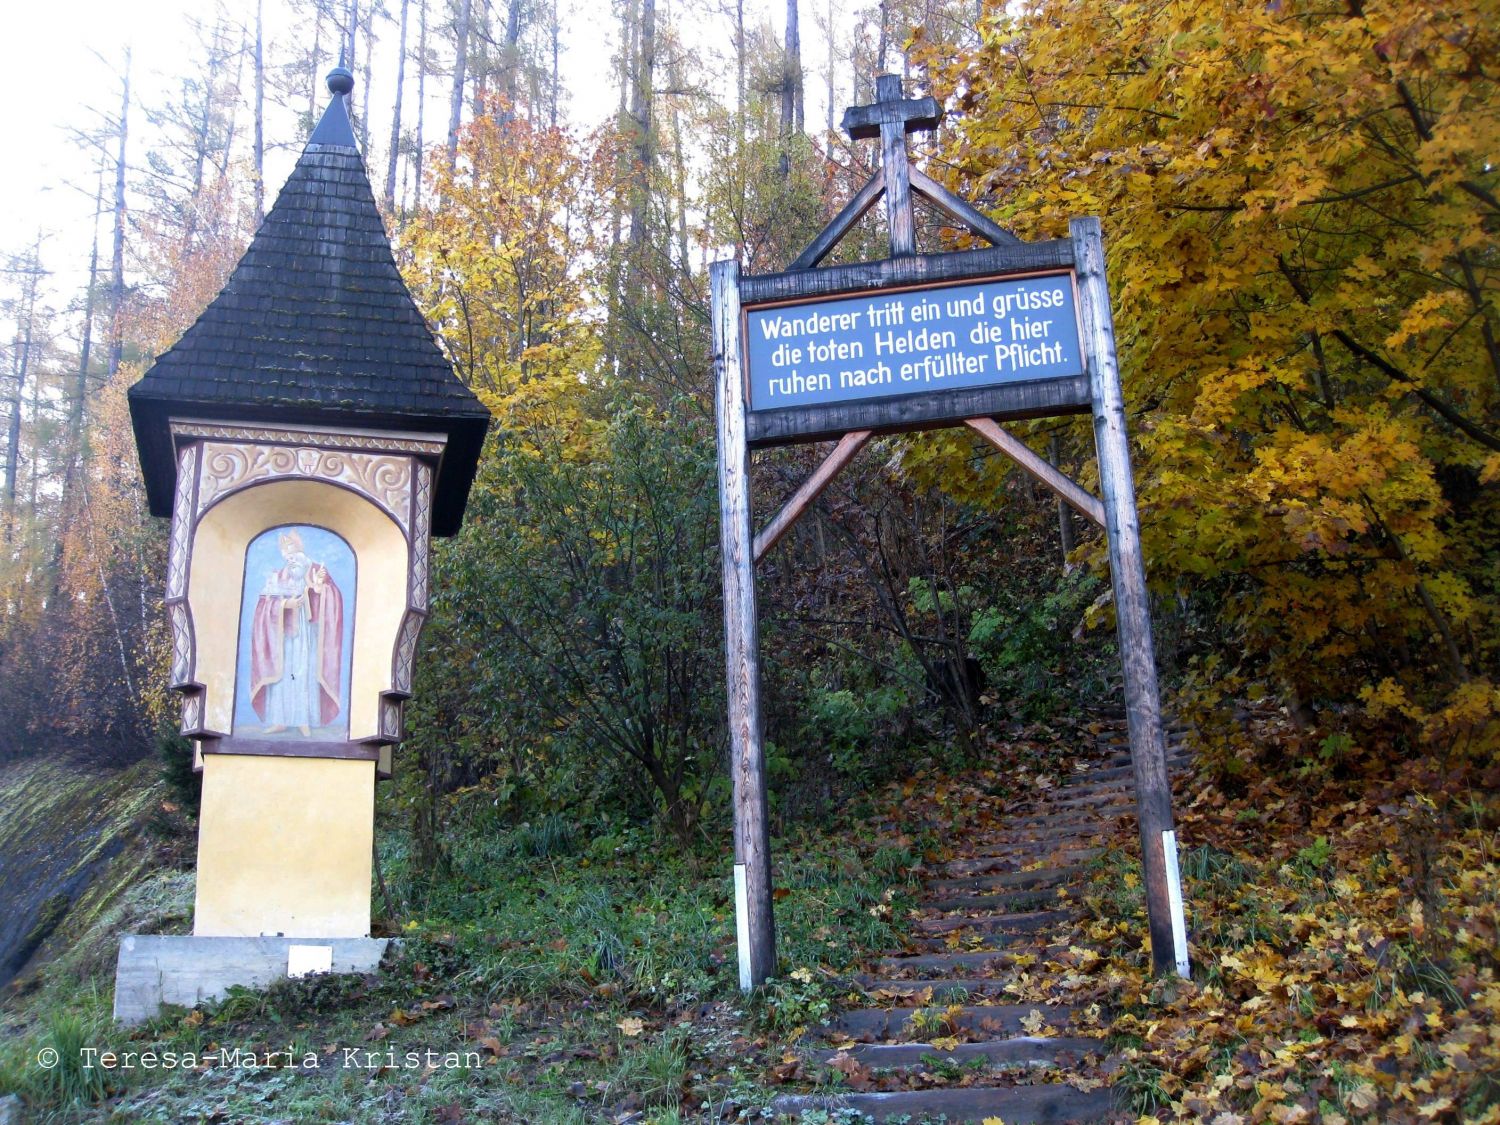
[919,0,1500,747]
[402,100,612,413]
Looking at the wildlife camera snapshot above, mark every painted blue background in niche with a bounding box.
[233,524,356,740]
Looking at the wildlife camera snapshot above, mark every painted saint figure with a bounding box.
[249,529,345,736]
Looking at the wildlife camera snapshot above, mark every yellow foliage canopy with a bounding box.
[917,0,1500,735]
[400,100,621,444]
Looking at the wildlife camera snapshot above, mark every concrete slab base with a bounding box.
[113,934,389,1024]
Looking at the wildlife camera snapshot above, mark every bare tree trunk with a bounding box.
[66,167,105,505]
[447,0,473,172]
[549,0,559,128]
[4,336,27,548]
[668,54,689,270]
[627,0,655,247]
[386,0,410,211]
[778,0,803,176]
[825,0,836,135]
[1049,433,1075,567]
[4,238,42,546]
[412,0,427,205]
[345,0,358,76]
[359,0,374,151]
[25,345,40,521]
[604,0,635,369]
[734,0,745,115]
[107,49,130,380]
[500,0,524,107]
[254,0,266,221]
[310,8,322,119]
[781,0,803,136]
[218,24,246,182]
[876,0,889,72]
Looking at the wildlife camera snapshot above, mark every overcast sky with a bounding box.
[0,0,870,321]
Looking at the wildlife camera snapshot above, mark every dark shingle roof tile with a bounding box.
[129,85,489,534]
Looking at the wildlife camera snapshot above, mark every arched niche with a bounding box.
[186,478,409,744]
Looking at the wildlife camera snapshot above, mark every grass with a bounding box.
[0,792,918,1123]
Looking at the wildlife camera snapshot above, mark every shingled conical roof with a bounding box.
[129,68,490,536]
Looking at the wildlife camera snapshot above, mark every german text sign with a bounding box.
[744,273,1083,413]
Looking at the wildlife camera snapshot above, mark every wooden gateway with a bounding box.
[712,74,1189,988]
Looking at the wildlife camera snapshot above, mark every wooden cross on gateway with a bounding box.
[789,72,1019,271]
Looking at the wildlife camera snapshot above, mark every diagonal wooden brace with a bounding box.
[910,168,1020,248]
[788,168,886,272]
[964,417,1104,529]
[753,430,873,563]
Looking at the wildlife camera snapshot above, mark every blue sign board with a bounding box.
[744,273,1084,413]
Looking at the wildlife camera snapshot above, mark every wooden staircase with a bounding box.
[772,718,1192,1123]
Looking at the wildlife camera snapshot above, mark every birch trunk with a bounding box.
[386,0,410,211]
[446,0,472,173]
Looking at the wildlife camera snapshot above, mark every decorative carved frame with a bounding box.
[167,421,444,778]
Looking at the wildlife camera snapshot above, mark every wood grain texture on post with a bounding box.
[711,258,777,989]
[876,74,915,257]
[1070,216,1186,979]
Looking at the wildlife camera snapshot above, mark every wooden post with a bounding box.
[875,74,915,257]
[1071,216,1187,979]
[711,258,777,990]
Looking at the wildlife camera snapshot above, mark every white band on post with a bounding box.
[734,863,753,992]
[1162,829,1190,978]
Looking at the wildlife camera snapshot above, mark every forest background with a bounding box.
[1,0,1494,828]
[0,0,1496,1120]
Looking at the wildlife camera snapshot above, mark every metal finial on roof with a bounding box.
[327,66,354,96]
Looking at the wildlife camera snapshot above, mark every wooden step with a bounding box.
[1048,787,1134,809]
[914,909,1075,936]
[1036,787,1132,809]
[962,834,1109,862]
[904,927,1056,954]
[807,1035,1104,1069]
[925,886,1062,913]
[773,1084,1115,1124]
[873,949,1064,976]
[1061,763,1136,785]
[828,1003,1081,1040]
[1103,751,1191,769]
[905,933,1064,956]
[1063,760,1189,787]
[855,977,1018,998]
[926,865,1083,895]
[942,848,1103,878]
[1002,806,1130,832]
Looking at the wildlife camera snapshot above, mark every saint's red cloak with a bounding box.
[249,574,344,727]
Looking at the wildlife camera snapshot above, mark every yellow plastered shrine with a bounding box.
[118,67,488,1019]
